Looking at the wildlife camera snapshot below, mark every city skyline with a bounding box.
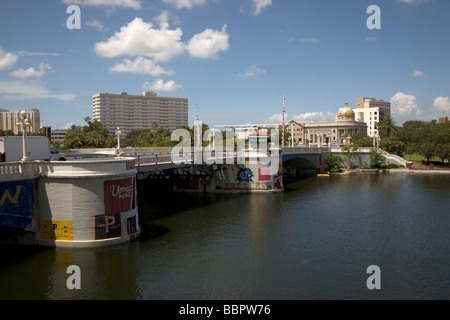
[0,0,449,130]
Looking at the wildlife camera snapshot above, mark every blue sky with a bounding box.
[0,0,449,130]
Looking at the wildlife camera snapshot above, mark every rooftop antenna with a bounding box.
[196,103,201,147]
[282,96,285,146]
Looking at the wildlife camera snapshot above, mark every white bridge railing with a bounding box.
[0,161,41,181]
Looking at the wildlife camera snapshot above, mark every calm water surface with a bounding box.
[1,172,450,300]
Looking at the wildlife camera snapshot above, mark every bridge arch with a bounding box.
[282,153,325,182]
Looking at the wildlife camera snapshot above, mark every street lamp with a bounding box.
[16,110,31,162]
[115,127,122,149]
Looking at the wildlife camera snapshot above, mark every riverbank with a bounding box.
[387,169,450,174]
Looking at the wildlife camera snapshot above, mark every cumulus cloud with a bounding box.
[186,24,229,59]
[264,113,288,124]
[0,80,76,101]
[432,96,450,112]
[142,79,183,92]
[61,0,141,9]
[0,47,19,71]
[252,0,272,15]
[94,17,229,62]
[241,65,266,78]
[390,92,419,118]
[10,63,51,79]
[94,17,185,62]
[109,57,174,76]
[162,0,207,9]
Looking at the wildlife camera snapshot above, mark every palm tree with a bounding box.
[376,116,398,139]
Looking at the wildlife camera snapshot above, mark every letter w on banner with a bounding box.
[104,177,137,215]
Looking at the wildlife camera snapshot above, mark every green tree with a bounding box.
[350,133,373,148]
[377,116,399,139]
[370,148,386,169]
[381,137,406,157]
[324,153,344,172]
[63,117,115,149]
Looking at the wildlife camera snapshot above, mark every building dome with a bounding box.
[338,102,355,117]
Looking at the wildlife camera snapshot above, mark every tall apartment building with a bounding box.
[92,91,188,136]
[353,97,391,137]
[0,108,41,135]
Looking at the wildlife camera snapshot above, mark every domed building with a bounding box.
[288,102,368,146]
[337,102,355,121]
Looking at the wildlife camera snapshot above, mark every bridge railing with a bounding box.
[0,161,41,181]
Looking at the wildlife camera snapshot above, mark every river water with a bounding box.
[1,172,450,300]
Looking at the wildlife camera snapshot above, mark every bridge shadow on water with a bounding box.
[282,168,319,192]
[137,179,238,241]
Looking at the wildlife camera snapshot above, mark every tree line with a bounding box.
[59,118,213,149]
[350,116,450,164]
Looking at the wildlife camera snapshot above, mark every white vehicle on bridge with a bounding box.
[50,147,66,161]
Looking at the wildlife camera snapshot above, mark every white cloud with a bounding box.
[86,19,107,31]
[0,47,19,71]
[252,0,272,15]
[0,80,76,101]
[432,96,450,112]
[241,65,266,78]
[412,70,428,78]
[293,112,335,122]
[397,0,430,3]
[61,0,141,9]
[300,38,320,44]
[17,51,60,57]
[162,0,207,9]
[412,70,424,78]
[109,57,174,76]
[94,17,185,62]
[10,63,51,79]
[264,113,289,124]
[142,79,182,92]
[186,25,229,59]
[390,92,419,119]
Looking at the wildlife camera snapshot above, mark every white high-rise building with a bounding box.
[92,91,189,136]
[353,97,391,137]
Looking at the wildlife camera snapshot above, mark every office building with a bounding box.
[51,129,69,142]
[289,102,368,146]
[92,91,188,136]
[439,117,449,124]
[353,97,391,137]
[0,108,41,135]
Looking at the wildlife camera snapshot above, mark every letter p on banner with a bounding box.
[366,265,381,290]
[66,265,81,290]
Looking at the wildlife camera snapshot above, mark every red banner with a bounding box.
[104,177,137,215]
[259,168,271,181]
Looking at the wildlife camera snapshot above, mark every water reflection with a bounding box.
[1,173,450,299]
